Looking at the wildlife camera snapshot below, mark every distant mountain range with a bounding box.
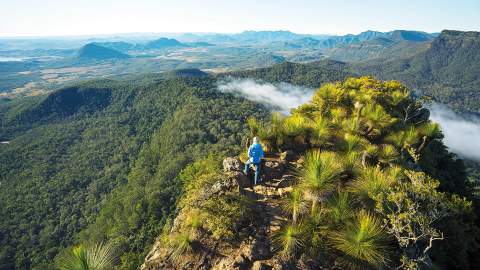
[357,30,480,112]
[173,29,436,46]
[86,37,215,54]
[75,30,436,60]
[225,30,480,113]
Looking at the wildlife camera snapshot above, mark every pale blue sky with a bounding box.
[1,0,479,37]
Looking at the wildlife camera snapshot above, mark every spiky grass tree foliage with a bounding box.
[343,133,366,154]
[310,115,332,147]
[342,117,363,135]
[57,243,117,270]
[350,166,395,202]
[417,122,442,152]
[273,223,305,260]
[342,152,362,178]
[282,114,309,135]
[300,151,344,214]
[282,188,307,224]
[325,191,354,225]
[378,144,399,165]
[389,89,410,106]
[329,211,388,269]
[361,103,396,137]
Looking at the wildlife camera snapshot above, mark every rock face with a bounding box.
[141,155,325,270]
[223,157,243,172]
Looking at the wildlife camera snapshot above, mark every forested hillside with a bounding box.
[0,73,270,269]
[226,60,356,88]
[0,60,373,269]
[356,30,480,113]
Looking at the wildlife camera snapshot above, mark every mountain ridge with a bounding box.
[77,43,129,59]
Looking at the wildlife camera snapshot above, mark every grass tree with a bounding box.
[310,115,332,147]
[325,191,354,225]
[350,166,395,203]
[342,152,362,178]
[300,151,344,214]
[416,122,442,152]
[283,114,310,137]
[329,211,388,269]
[273,223,305,260]
[389,89,410,106]
[282,188,307,224]
[312,83,349,114]
[57,243,117,270]
[341,117,363,136]
[343,133,369,154]
[360,104,395,137]
[378,144,400,165]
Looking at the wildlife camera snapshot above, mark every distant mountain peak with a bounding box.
[143,37,185,49]
[78,43,129,59]
[389,30,433,42]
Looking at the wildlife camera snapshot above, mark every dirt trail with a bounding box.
[239,157,298,269]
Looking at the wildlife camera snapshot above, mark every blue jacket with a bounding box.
[248,143,264,164]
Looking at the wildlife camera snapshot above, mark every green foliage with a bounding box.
[0,75,268,269]
[324,191,354,225]
[162,156,254,262]
[272,223,305,259]
[56,243,117,270]
[300,151,344,213]
[329,211,388,269]
[249,77,478,269]
[282,188,307,224]
[227,60,356,89]
[201,192,254,240]
[350,166,395,202]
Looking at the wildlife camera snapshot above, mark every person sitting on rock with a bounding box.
[244,136,264,185]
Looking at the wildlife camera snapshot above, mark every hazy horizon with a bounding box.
[0,28,443,39]
[1,0,479,37]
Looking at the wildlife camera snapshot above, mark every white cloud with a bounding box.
[218,78,314,114]
[429,103,480,161]
[218,79,480,161]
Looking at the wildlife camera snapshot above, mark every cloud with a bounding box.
[429,103,480,161]
[218,78,314,114]
[218,79,480,161]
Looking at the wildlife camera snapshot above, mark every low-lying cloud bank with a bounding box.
[429,104,480,161]
[218,78,480,161]
[218,78,314,114]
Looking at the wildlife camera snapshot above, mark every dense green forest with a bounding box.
[0,73,270,269]
[227,60,356,88]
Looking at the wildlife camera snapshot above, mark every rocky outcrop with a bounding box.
[223,157,243,172]
[141,155,322,270]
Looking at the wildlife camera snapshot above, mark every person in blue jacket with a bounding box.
[244,137,264,185]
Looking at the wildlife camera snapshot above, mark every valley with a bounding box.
[0,30,437,100]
